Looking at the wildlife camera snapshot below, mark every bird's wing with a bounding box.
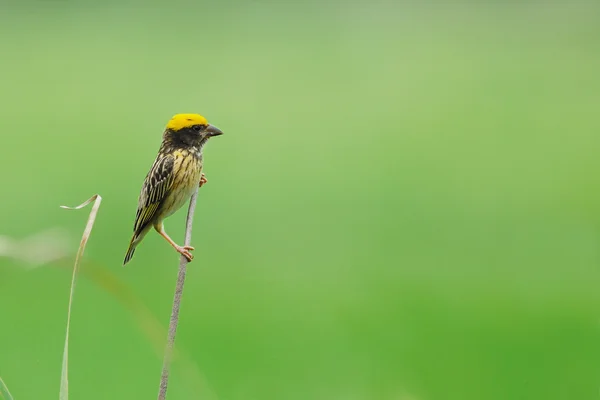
[132,154,175,236]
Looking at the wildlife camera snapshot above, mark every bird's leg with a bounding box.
[199,173,208,188]
[154,223,195,261]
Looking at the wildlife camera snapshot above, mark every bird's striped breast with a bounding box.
[158,148,202,219]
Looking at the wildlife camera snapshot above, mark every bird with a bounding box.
[123,113,223,265]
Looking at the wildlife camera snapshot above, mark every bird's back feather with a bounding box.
[133,154,176,236]
[123,153,176,265]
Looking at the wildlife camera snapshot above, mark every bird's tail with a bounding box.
[123,236,138,266]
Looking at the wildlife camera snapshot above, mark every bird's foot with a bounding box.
[176,245,195,261]
[199,173,208,188]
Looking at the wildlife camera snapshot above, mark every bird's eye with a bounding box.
[193,125,202,131]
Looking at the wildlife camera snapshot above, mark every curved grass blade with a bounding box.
[59,194,102,400]
[0,375,14,400]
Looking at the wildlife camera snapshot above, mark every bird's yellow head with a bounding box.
[166,114,209,131]
[164,113,223,148]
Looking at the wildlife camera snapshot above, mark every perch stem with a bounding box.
[158,188,199,400]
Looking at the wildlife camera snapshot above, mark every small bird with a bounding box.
[123,113,223,265]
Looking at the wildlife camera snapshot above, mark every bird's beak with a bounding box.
[206,124,223,137]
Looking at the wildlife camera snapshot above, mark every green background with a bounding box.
[1,1,599,399]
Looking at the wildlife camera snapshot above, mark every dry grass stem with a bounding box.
[158,188,199,400]
[0,375,14,400]
[59,194,102,400]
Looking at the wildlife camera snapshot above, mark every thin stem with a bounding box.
[0,375,14,400]
[158,188,199,400]
[59,194,103,400]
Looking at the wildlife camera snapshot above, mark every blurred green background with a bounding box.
[1,1,600,399]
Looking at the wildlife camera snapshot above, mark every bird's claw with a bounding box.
[176,245,195,261]
[199,173,208,188]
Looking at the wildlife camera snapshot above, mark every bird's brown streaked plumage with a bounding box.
[123,113,223,265]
